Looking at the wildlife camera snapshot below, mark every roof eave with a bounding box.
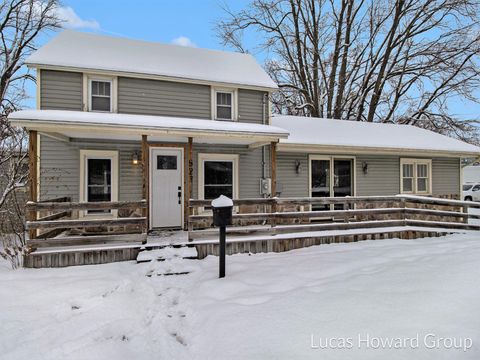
[27,63,279,92]
[10,118,288,141]
[278,142,480,158]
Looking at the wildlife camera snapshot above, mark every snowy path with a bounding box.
[1,234,480,359]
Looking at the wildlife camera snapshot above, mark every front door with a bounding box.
[150,148,183,228]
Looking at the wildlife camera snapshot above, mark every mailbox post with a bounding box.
[211,195,233,278]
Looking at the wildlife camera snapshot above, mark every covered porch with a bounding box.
[9,109,287,266]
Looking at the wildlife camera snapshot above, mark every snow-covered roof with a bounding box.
[26,31,277,90]
[9,110,289,140]
[272,115,480,156]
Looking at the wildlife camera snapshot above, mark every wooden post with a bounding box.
[186,137,193,231]
[270,141,277,197]
[28,130,38,240]
[270,142,277,230]
[141,135,149,228]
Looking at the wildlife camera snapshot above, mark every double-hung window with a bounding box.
[199,154,239,200]
[214,89,236,121]
[89,79,112,112]
[400,159,431,194]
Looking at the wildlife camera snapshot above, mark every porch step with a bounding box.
[138,245,199,277]
[136,245,198,263]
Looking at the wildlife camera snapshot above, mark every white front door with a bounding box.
[150,148,183,228]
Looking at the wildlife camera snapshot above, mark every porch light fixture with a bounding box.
[362,161,368,174]
[132,151,139,165]
[295,160,302,174]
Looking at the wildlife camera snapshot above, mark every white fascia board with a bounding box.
[12,120,286,142]
[277,143,480,158]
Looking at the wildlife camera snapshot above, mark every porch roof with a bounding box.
[9,110,288,145]
[273,115,480,157]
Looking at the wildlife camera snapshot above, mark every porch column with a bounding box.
[28,130,38,239]
[186,137,193,230]
[270,141,277,197]
[141,135,149,222]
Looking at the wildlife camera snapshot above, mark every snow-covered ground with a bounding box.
[1,234,479,359]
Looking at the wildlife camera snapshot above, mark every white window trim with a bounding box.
[308,155,357,198]
[83,74,118,113]
[79,149,119,218]
[400,158,432,195]
[211,87,238,121]
[198,153,239,200]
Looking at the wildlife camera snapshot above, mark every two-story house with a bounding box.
[10,31,288,229]
[9,30,480,233]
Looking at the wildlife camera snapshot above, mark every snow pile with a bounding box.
[211,195,233,208]
[9,110,289,138]
[1,234,479,359]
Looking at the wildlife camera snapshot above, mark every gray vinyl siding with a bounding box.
[238,89,268,124]
[432,158,460,196]
[356,155,400,196]
[39,135,142,202]
[276,153,309,197]
[118,77,211,118]
[276,153,461,198]
[192,144,267,199]
[40,70,83,111]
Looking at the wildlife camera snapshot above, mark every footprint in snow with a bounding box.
[171,333,187,346]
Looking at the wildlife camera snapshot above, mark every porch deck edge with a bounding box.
[185,225,468,246]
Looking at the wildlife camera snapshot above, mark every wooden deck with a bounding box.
[22,195,480,268]
[188,195,480,259]
[24,198,148,268]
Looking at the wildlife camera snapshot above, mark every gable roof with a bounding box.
[26,31,277,91]
[272,115,480,157]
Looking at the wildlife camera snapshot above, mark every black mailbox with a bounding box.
[211,195,233,227]
[213,205,233,227]
[211,195,233,278]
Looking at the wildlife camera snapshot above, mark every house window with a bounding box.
[213,89,236,121]
[400,159,432,194]
[199,154,239,200]
[80,150,119,215]
[89,79,112,112]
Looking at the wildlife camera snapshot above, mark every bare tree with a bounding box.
[0,0,60,268]
[217,0,480,143]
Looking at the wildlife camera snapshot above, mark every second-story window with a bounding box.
[215,91,233,120]
[90,80,112,112]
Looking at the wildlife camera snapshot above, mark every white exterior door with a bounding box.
[150,148,183,228]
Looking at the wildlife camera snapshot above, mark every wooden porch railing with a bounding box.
[26,199,148,249]
[188,195,480,240]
